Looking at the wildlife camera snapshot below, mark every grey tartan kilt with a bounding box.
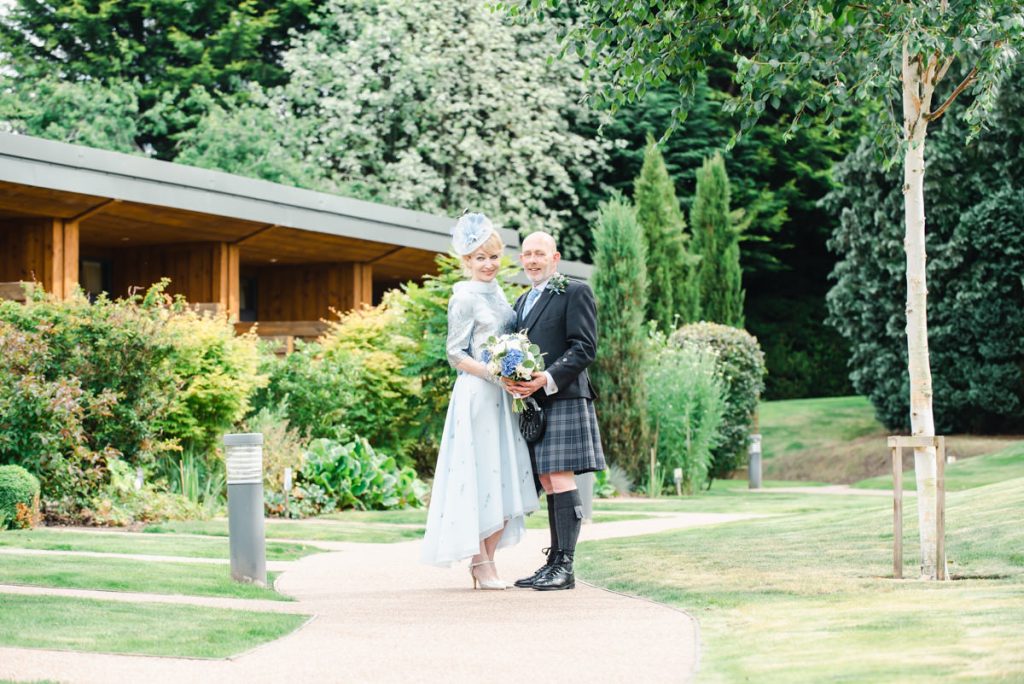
[531,397,607,475]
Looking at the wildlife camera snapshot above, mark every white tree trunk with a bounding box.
[901,47,946,580]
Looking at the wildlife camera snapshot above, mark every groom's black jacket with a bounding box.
[514,279,598,407]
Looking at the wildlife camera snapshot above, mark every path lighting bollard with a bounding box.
[224,433,267,587]
[748,434,763,490]
[575,472,594,523]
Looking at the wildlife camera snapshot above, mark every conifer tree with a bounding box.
[591,196,648,480]
[633,135,698,332]
[691,153,744,328]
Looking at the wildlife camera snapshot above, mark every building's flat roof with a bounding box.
[0,133,593,281]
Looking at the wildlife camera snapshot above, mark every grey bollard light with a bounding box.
[575,471,594,522]
[748,433,763,490]
[224,433,267,587]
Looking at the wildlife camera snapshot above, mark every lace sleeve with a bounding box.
[445,293,476,368]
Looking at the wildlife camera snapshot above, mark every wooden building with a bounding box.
[0,133,592,340]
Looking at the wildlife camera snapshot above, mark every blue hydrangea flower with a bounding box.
[501,349,524,377]
[482,349,492,363]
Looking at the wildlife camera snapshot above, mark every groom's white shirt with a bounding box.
[526,276,559,396]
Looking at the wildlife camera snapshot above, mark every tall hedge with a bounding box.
[671,323,765,481]
[633,135,697,331]
[591,196,649,479]
[691,153,745,328]
[825,71,1024,432]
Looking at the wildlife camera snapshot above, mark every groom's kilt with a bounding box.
[532,397,607,475]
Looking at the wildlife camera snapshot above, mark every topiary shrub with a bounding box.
[0,464,41,529]
[670,322,766,481]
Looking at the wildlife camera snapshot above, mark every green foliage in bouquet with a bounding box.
[0,464,41,529]
[645,333,725,494]
[299,438,428,512]
[670,323,765,482]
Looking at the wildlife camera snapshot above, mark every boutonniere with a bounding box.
[548,273,569,295]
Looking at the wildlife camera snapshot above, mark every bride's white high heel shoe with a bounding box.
[470,560,506,590]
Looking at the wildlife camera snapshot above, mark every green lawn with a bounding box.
[0,553,291,600]
[578,478,1024,682]
[144,518,425,543]
[0,595,308,658]
[854,440,1024,492]
[0,528,319,560]
[758,395,884,460]
[594,484,871,517]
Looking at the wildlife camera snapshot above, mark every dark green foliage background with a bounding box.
[594,76,855,399]
[825,70,1024,433]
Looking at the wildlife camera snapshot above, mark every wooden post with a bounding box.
[936,436,946,581]
[892,443,903,579]
[212,242,240,319]
[888,435,947,581]
[0,218,79,298]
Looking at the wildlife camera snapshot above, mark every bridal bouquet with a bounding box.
[481,331,545,413]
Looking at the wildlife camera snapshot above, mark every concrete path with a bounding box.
[0,511,755,684]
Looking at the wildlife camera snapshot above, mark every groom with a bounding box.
[507,231,606,591]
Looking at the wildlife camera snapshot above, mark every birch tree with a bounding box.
[504,0,1024,580]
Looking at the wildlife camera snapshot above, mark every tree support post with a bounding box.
[888,435,946,580]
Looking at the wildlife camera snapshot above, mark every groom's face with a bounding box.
[520,234,560,285]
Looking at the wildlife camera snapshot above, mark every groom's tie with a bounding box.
[522,287,543,318]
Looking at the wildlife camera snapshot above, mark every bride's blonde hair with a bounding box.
[461,232,505,277]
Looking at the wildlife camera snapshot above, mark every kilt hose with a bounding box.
[531,397,607,475]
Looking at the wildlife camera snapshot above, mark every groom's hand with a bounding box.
[510,372,547,397]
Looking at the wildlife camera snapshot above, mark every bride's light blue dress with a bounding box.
[420,279,540,567]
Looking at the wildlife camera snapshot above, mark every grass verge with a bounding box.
[594,484,871,517]
[854,440,1024,492]
[0,554,290,601]
[0,595,307,658]
[0,528,318,560]
[578,478,1024,682]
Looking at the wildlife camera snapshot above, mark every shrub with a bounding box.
[158,306,265,458]
[645,334,725,494]
[0,283,264,522]
[591,196,650,481]
[80,458,202,526]
[0,464,41,529]
[299,437,428,512]
[671,322,766,481]
[245,405,307,494]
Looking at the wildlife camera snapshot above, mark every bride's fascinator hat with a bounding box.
[451,211,496,255]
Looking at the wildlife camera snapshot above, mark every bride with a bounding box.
[420,213,539,589]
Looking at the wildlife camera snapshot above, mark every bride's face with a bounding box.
[465,247,501,282]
